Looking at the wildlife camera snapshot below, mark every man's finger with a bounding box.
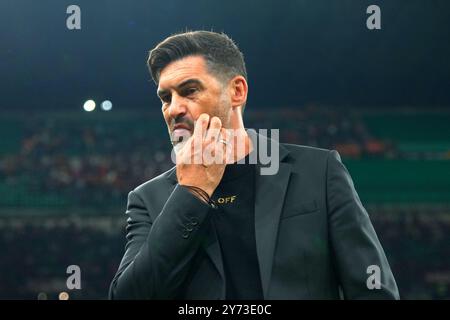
[214,128,232,165]
[191,114,210,164]
[193,113,209,142]
[205,116,222,145]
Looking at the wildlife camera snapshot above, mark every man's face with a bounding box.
[157,55,231,152]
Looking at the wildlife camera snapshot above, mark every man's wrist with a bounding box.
[185,187,208,203]
[180,185,218,209]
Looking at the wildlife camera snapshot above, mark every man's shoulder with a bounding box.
[278,143,344,176]
[281,142,333,162]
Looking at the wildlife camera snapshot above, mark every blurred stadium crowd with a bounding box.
[1,107,373,207]
[0,106,449,299]
[3,106,447,207]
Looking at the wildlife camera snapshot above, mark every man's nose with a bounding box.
[168,94,188,119]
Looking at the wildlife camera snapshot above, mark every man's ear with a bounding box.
[229,76,248,109]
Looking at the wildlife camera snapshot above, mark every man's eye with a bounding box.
[161,95,171,103]
[185,87,198,95]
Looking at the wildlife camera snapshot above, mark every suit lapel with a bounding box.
[254,161,291,298]
[249,129,292,299]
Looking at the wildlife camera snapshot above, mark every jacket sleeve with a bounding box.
[109,184,215,299]
[326,150,400,299]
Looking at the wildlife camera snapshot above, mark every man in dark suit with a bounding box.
[109,30,399,299]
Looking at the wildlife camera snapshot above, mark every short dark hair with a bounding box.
[147,30,247,85]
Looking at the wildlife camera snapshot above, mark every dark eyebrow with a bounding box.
[157,78,204,99]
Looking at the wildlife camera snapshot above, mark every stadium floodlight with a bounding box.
[101,100,113,111]
[83,99,96,112]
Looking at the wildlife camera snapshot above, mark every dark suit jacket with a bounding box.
[109,129,399,299]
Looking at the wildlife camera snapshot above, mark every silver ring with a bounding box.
[218,139,229,146]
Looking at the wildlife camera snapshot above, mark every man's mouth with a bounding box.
[171,126,192,143]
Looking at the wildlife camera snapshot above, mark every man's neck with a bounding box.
[227,107,252,164]
[230,128,253,164]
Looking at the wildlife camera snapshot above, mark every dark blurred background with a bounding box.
[0,0,449,299]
